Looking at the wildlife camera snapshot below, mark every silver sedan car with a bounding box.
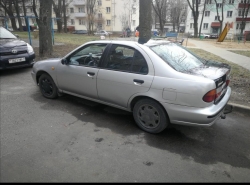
[31,40,232,134]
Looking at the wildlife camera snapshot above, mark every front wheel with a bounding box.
[39,73,58,99]
[133,99,169,134]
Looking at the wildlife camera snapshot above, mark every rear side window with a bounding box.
[103,44,148,74]
[150,43,204,72]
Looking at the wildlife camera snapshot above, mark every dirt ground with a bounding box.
[189,38,250,49]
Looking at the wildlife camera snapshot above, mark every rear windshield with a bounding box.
[150,43,204,72]
[0,27,16,39]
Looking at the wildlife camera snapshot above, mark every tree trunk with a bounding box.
[38,0,53,57]
[22,0,28,28]
[13,1,23,31]
[63,0,67,33]
[138,0,152,44]
[52,0,63,33]
[199,3,206,37]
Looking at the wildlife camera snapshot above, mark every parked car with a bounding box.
[209,33,219,39]
[31,40,232,134]
[0,26,35,70]
[72,30,88,34]
[94,30,111,36]
[190,33,210,38]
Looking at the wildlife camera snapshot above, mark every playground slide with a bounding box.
[217,23,230,42]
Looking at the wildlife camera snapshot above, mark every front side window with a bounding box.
[68,44,107,67]
[150,43,204,72]
[103,45,148,74]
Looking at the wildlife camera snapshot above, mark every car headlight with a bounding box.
[27,43,34,54]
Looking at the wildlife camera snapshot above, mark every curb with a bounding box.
[228,102,250,115]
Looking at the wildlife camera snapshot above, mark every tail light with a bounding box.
[203,89,217,103]
[226,80,230,86]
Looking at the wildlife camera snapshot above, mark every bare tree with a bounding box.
[239,0,250,35]
[22,0,29,28]
[52,0,63,33]
[32,0,53,57]
[13,0,23,31]
[0,0,18,30]
[169,0,187,33]
[138,0,152,44]
[214,0,226,35]
[152,0,168,36]
[199,2,206,37]
[86,0,98,35]
[186,0,200,38]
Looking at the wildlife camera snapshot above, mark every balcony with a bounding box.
[238,3,249,8]
[74,0,86,5]
[74,12,86,18]
[236,17,250,21]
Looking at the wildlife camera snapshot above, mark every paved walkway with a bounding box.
[186,39,250,71]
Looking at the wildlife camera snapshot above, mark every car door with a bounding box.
[97,44,154,108]
[56,43,108,99]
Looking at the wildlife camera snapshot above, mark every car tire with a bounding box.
[39,73,58,99]
[133,99,169,134]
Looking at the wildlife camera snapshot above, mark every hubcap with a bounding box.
[137,104,160,129]
[41,78,53,96]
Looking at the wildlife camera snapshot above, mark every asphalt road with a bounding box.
[1,67,250,182]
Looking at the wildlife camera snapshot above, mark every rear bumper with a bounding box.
[161,87,232,126]
[0,53,35,70]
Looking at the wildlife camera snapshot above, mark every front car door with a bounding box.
[56,43,108,99]
[97,44,154,108]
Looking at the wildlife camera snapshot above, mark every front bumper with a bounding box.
[161,87,232,126]
[0,52,35,70]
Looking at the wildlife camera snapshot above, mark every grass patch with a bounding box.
[228,50,250,58]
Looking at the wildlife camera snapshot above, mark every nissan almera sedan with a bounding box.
[31,40,232,134]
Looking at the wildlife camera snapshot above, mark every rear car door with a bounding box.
[97,44,154,108]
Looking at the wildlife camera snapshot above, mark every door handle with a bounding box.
[134,79,144,84]
[87,72,95,77]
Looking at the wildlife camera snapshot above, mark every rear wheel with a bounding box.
[39,73,58,99]
[133,99,169,134]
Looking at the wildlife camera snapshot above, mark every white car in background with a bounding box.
[94,30,112,36]
[190,33,210,38]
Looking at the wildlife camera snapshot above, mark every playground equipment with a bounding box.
[217,22,233,42]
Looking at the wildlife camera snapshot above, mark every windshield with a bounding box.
[150,43,205,72]
[0,27,17,39]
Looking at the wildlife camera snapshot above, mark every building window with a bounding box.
[71,19,75,25]
[205,11,210,17]
[215,16,220,20]
[79,19,85,25]
[229,0,234,4]
[190,23,194,29]
[236,23,242,30]
[98,13,102,18]
[106,20,111,26]
[227,11,233,17]
[216,3,222,8]
[205,0,212,4]
[98,23,102,29]
[79,6,85,13]
[97,0,102,6]
[106,7,110,13]
[70,8,74,13]
[132,20,136,26]
[133,8,136,14]
[203,23,208,29]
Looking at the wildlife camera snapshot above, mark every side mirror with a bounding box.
[61,58,68,65]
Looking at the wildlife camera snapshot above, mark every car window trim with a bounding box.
[66,43,109,68]
[99,44,149,75]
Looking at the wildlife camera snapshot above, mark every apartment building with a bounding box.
[1,0,139,33]
[55,0,139,32]
[185,0,250,35]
